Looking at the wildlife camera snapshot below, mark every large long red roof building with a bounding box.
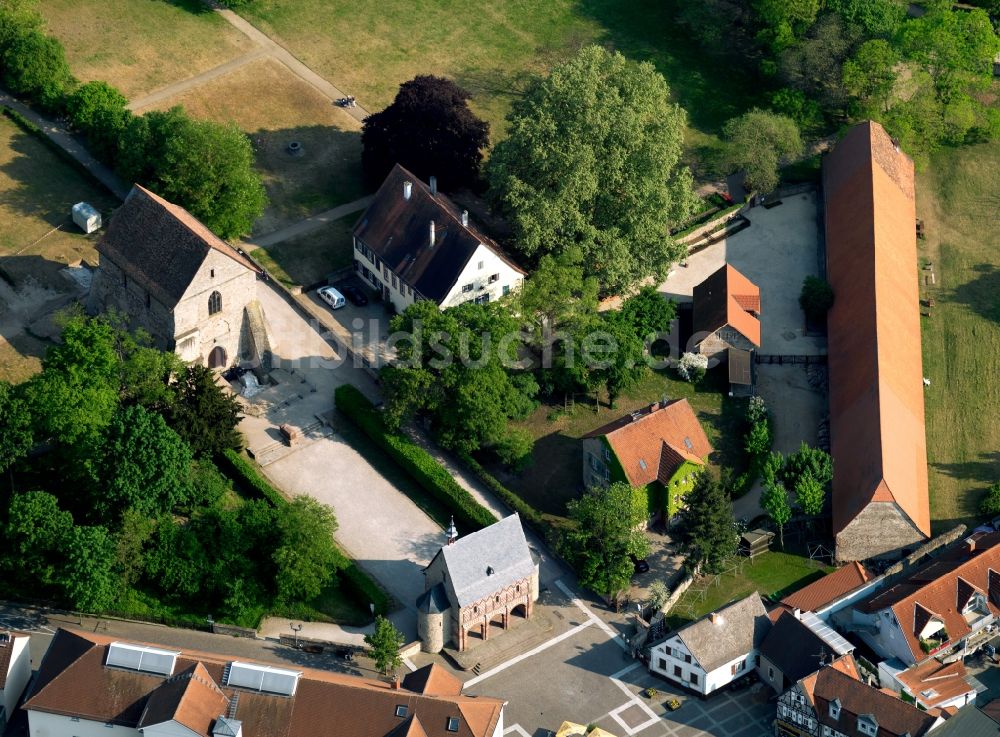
[824,120,930,562]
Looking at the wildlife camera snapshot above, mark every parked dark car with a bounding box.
[630,554,650,574]
[335,647,355,662]
[339,284,368,306]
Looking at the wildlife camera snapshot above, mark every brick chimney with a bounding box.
[391,676,401,689]
[461,210,469,227]
[403,181,412,200]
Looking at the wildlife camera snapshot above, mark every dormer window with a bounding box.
[395,705,408,718]
[829,698,841,720]
[447,717,460,732]
[857,715,878,736]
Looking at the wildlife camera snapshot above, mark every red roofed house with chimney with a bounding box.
[582,398,713,525]
[692,264,761,360]
[823,120,930,562]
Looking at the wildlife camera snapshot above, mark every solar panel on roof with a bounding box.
[684,437,694,450]
[800,612,854,656]
[105,642,178,676]
[639,459,647,470]
[226,662,301,696]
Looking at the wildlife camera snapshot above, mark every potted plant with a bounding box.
[666,698,682,711]
[643,687,658,700]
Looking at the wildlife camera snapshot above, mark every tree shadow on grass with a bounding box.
[250,124,367,235]
[496,431,583,518]
[931,451,1000,486]
[574,0,770,133]
[946,262,1000,324]
[157,0,212,14]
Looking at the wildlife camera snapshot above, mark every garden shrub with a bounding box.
[220,448,288,508]
[677,352,708,383]
[2,30,74,112]
[335,384,496,531]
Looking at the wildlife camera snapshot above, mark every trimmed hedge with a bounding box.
[458,451,543,526]
[334,384,496,532]
[220,447,392,616]
[220,448,288,508]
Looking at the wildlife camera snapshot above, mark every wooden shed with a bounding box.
[740,529,774,559]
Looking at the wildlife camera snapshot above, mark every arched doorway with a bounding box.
[511,603,529,620]
[208,345,227,369]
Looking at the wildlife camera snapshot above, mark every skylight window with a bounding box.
[639,459,647,470]
[105,642,179,676]
[395,705,408,718]
[684,437,694,450]
[447,717,460,732]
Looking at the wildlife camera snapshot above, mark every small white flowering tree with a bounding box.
[677,352,708,383]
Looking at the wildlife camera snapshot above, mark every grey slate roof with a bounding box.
[932,706,1000,737]
[97,184,259,308]
[760,611,836,684]
[676,592,770,672]
[353,164,524,304]
[429,514,535,609]
[416,583,450,614]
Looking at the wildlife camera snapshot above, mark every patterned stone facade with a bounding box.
[455,576,535,652]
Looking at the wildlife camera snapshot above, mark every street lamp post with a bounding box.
[290,622,303,649]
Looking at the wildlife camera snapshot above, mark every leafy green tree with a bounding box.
[361,75,489,190]
[518,246,599,341]
[779,14,862,114]
[59,525,119,612]
[0,381,32,474]
[562,482,650,598]
[828,0,906,37]
[187,459,231,510]
[95,405,194,519]
[898,6,999,103]
[167,364,242,456]
[769,88,825,133]
[144,518,208,599]
[487,45,696,295]
[114,509,155,588]
[620,286,677,345]
[745,418,773,457]
[492,427,534,470]
[794,473,826,517]
[117,107,266,238]
[753,0,821,52]
[761,481,792,548]
[590,312,648,408]
[723,109,803,193]
[273,496,341,602]
[783,442,833,488]
[0,0,42,56]
[365,615,404,675]
[648,579,670,611]
[66,81,132,164]
[382,300,537,453]
[1,29,73,110]
[799,275,835,322]
[675,472,737,574]
[980,482,1000,517]
[843,40,900,115]
[3,491,73,585]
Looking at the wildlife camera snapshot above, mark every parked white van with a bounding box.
[318,286,346,310]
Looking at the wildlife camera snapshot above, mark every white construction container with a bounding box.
[71,202,101,234]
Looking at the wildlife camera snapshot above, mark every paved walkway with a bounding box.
[210,5,370,122]
[128,48,269,111]
[0,89,130,200]
[246,195,374,249]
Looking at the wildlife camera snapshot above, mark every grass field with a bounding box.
[38,0,253,99]
[143,56,365,233]
[491,366,746,519]
[918,142,1000,531]
[250,216,356,289]
[0,116,118,383]
[237,0,764,142]
[666,551,833,627]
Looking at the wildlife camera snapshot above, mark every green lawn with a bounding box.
[918,142,1000,531]
[491,366,747,519]
[666,551,833,627]
[250,216,356,289]
[237,0,765,143]
[38,0,254,99]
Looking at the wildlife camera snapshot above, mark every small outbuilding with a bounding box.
[740,529,774,559]
[71,202,101,234]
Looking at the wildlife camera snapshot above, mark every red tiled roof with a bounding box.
[856,533,1000,662]
[823,121,929,546]
[896,658,973,709]
[693,264,761,347]
[402,665,462,697]
[24,629,503,737]
[0,632,28,690]
[584,399,713,486]
[138,662,228,734]
[782,563,871,612]
[809,664,937,737]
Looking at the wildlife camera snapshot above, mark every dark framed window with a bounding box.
[446,717,460,732]
[673,665,682,677]
[208,291,222,315]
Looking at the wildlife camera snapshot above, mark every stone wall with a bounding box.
[835,501,926,562]
[87,256,175,349]
[173,249,257,367]
[697,330,756,361]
